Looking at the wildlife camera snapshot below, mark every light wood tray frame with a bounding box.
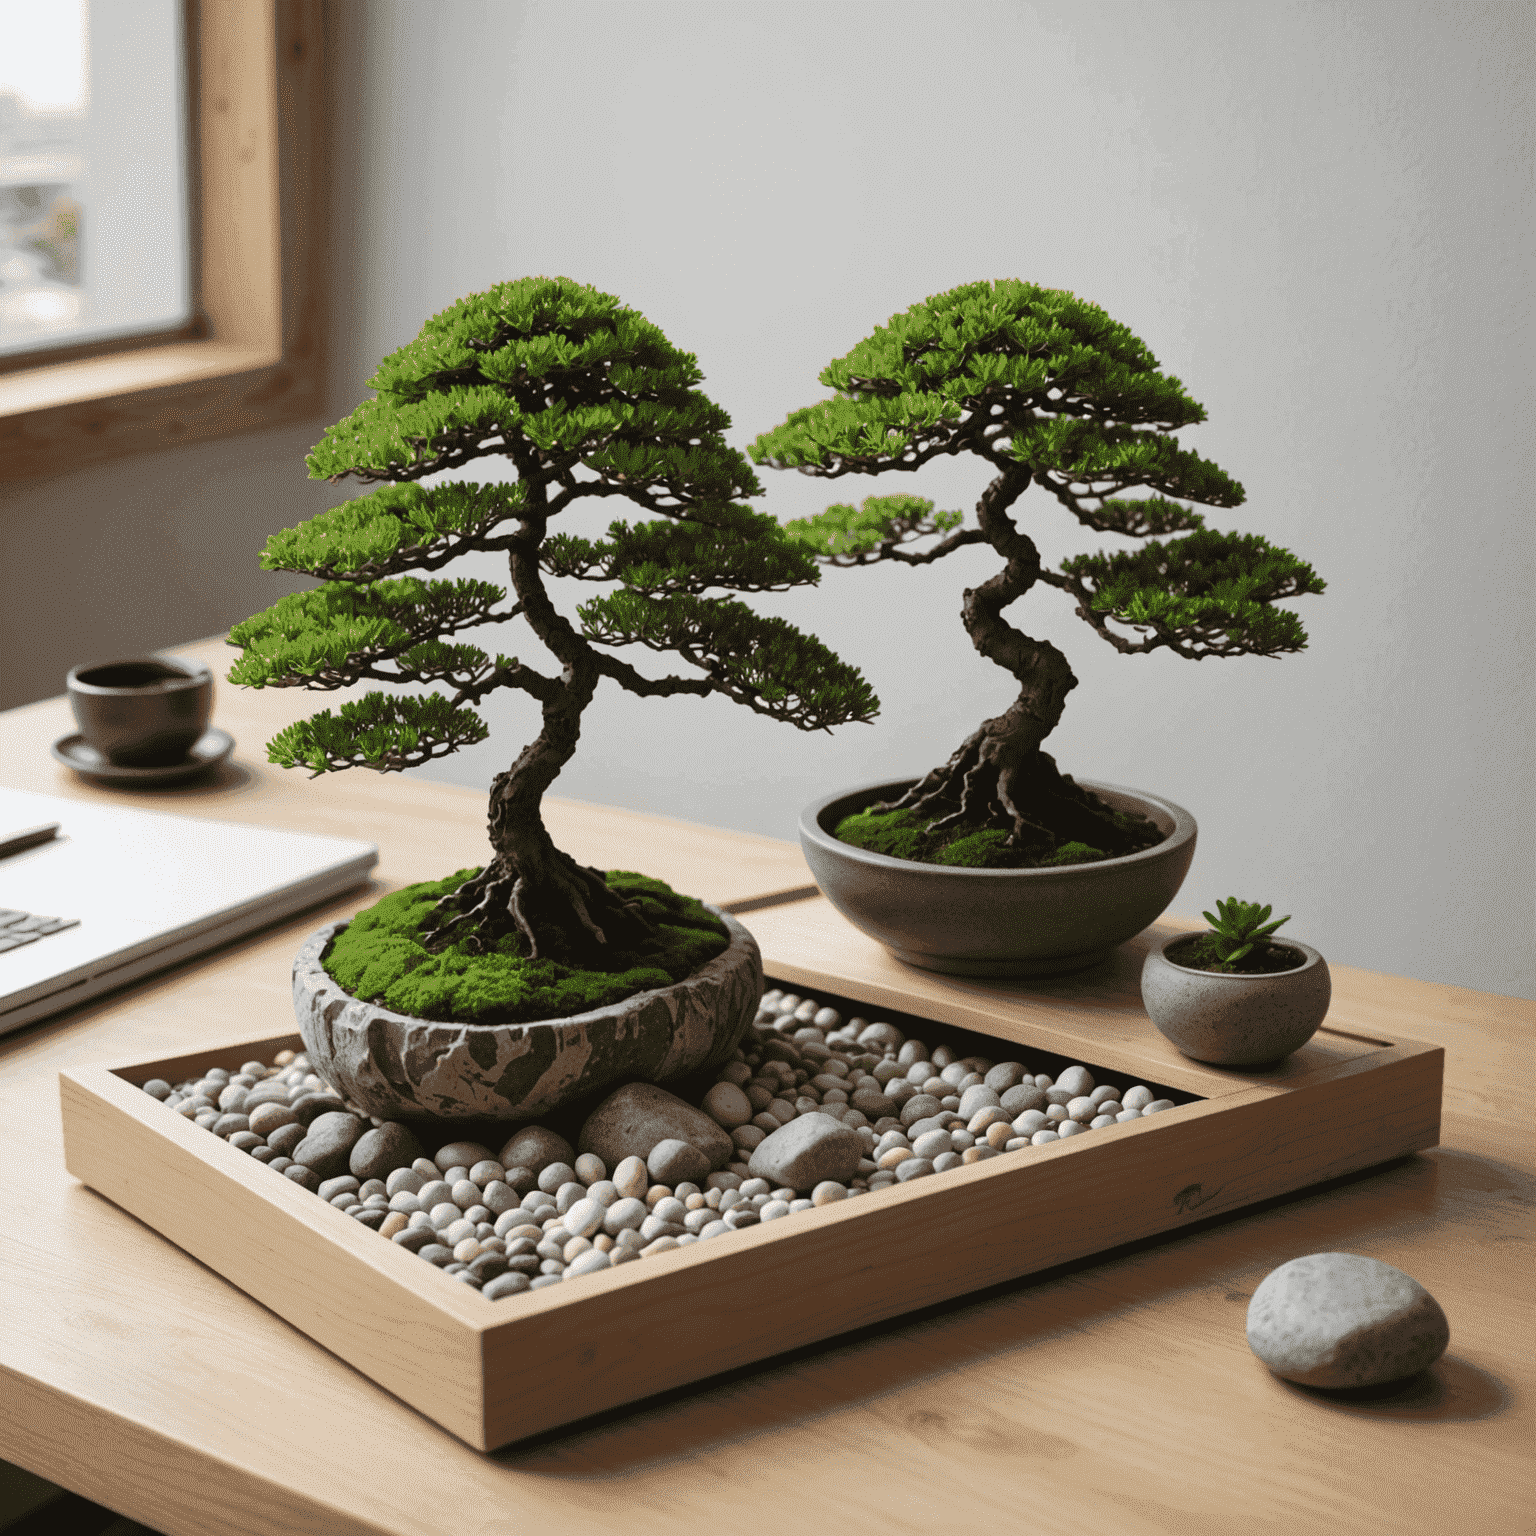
[58,946,1443,1453]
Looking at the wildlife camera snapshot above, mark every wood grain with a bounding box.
[0,0,325,479]
[57,997,1443,1451]
[2,653,1532,1533]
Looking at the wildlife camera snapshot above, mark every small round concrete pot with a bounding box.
[800,778,1197,978]
[292,904,762,1122]
[1141,934,1331,1065]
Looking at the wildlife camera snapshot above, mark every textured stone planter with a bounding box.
[1141,933,1331,1065]
[293,904,762,1121]
[799,778,1197,978]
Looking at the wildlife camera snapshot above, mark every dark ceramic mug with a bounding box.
[66,656,214,767]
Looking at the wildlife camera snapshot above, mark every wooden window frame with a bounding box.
[0,0,324,481]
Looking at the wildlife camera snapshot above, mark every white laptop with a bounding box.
[0,786,378,1034]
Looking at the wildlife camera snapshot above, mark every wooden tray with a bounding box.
[57,907,1442,1453]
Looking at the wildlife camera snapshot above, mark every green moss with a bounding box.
[835,808,1116,870]
[324,868,729,1024]
[934,829,1013,867]
[1039,840,1107,867]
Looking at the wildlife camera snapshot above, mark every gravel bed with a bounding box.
[138,988,1179,1300]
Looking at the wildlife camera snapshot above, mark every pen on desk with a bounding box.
[0,822,61,859]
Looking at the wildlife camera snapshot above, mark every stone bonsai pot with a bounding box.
[1141,932,1331,1065]
[801,778,1196,978]
[293,904,762,1122]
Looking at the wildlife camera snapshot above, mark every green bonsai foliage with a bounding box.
[230,276,877,960]
[751,280,1324,867]
[1188,897,1293,972]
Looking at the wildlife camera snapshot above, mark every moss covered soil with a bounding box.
[324,868,730,1025]
[834,804,1130,869]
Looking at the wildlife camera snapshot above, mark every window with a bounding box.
[0,0,191,359]
[0,0,323,480]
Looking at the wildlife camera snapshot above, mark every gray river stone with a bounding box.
[1246,1252,1451,1387]
[578,1082,734,1171]
[293,907,761,1120]
[292,1111,365,1181]
[748,1116,862,1193]
[349,1121,424,1183]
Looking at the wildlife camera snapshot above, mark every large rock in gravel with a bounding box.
[1246,1253,1450,1387]
[293,908,761,1121]
[578,1082,734,1171]
[496,1125,574,1178]
[349,1121,424,1183]
[292,1110,365,1181]
[748,1115,863,1193]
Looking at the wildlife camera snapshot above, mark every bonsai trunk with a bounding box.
[420,513,656,957]
[884,467,1158,859]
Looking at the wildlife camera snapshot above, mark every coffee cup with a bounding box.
[67,656,215,767]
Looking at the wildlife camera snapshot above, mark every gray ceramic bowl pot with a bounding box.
[799,778,1197,978]
[293,904,762,1121]
[1141,934,1331,1065]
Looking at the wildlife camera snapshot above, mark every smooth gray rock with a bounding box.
[899,1094,943,1126]
[349,1121,424,1182]
[264,1121,306,1158]
[288,1091,347,1127]
[578,1082,734,1172]
[957,1084,1001,1119]
[293,906,761,1120]
[497,1126,574,1177]
[748,1116,863,1193]
[292,1110,365,1181]
[647,1137,711,1187]
[1246,1253,1451,1387]
[999,1082,1047,1116]
[483,1271,533,1299]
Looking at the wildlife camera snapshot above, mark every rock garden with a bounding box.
[138,984,1182,1301]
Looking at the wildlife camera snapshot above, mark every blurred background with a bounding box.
[0,0,1530,1000]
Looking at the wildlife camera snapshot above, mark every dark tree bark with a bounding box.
[418,501,654,957]
[880,467,1160,858]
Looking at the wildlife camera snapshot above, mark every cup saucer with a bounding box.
[51,727,236,786]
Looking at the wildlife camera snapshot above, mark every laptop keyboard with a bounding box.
[0,909,81,952]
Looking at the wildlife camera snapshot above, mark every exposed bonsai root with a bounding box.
[419,848,656,958]
[881,733,1161,860]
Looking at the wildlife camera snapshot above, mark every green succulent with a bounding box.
[1197,897,1292,971]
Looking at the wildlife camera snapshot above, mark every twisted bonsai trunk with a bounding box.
[883,467,1159,858]
[420,504,655,957]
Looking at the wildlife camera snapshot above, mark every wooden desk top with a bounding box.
[2,639,1531,1535]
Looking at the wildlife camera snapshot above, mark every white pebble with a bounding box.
[1013,1110,1048,1136]
[1057,1120,1085,1137]
[602,1197,649,1234]
[1122,1085,1154,1111]
[813,1007,841,1029]
[565,1248,613,1277]
[759,1200,791,1220]
[1090,1115,1118,1129]
[1116,1109,1141,1123]
[810,1182,846,1206]
[1089,1085,1120,1107]
[1031,1130,1059,1145]
[573,1153,607,1185]
[1055,1065,1095,1097]
[612,1156,649,1198]
[1143,1099,1176,1115]
[562,1198,607,1238]
[1066,1096,1098,1122]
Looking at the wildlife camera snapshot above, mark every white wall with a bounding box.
[5,0,1529,1000]
[320,0,1532,998]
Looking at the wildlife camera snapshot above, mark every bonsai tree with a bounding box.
[750,279,1324,867]
[229,276,876,966]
